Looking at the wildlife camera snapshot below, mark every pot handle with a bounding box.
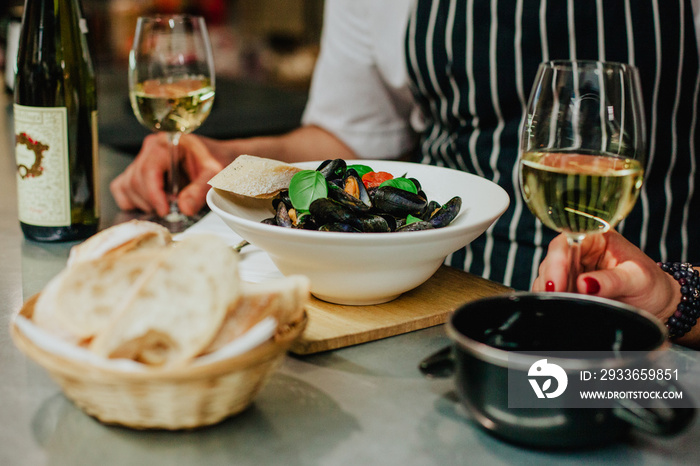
[418,346,455,379]
[611,379,695,436]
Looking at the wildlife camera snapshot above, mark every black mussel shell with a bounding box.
[343,168,372,207]
[409,177,422,192]
[319,222,361,233]
[309,197,356,225]
[428,196,462,228]
[310,198,390,232]
[354,214,391,232]
[397,220,435,232]
[328,184,371,213]
[377,214,398,231]
[275,201,293,227]
[316,159,347,181]
[371,186,428,217]
[272,194,293,211]
[295,212,319,230]
[420,200,442,221]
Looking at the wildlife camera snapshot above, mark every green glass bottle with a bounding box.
[13,0,99,242]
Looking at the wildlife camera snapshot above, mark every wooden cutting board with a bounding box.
[290,265,510,355]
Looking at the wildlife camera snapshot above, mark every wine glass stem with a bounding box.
[167,132,182,218]
[566,234,585,292]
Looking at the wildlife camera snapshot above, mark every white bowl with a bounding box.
[207,160,509,305]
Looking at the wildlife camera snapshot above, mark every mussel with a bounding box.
[355,214,392,232]
[371,186,428,217]
[309,197,355,225]
[420,200,441,221]
[397,221,435,232]
[319,222,361,233]
[328,170,372,213]
[377,214,398,232]
[295,211,319,230]
[316,159,347,181]
[272,190,293,211]
[426,196,462,228]
[310,198,390,232]
[343,168,372,207]
[275,201,293,228]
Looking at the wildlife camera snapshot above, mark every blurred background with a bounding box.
[0,0,323,153]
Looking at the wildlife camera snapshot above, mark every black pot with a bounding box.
[420,292,695,449]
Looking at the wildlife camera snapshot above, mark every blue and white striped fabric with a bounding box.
[406,0,700,290]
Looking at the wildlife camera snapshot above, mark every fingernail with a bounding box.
[545,281,555,292]
[584,277,600,295]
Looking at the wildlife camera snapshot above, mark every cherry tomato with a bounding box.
[362,171,393,188]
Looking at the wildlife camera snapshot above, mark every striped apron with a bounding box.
[406,0,700,290]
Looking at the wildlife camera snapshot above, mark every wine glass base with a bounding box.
[113,210,205,234]
[159,211,202,233]
[160,217,194,234]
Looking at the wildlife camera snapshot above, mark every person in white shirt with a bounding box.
[111,0,700,346]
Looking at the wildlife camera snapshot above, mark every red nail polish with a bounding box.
[584,277,600,295]
[545,281,555,292]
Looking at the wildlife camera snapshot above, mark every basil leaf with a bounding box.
[289,170,328,211]
[380,177,418,193]
[406,214,422,225]
[346,164,374,178]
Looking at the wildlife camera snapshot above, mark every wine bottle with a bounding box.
[13,0,100,242]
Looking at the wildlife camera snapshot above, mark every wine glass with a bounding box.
[519,60,646,291]
[128,14,216,232]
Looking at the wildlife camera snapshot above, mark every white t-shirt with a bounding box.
[302,0,700,160]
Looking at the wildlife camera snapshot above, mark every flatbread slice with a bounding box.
[31,269,82,344]
[208,154,301,198]
[34,248,165,342]
[67,219,172,266]
[201,275,309,355]
[89,235,240,366]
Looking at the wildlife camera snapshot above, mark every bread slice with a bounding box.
[89,235,240,366]
[201,275,309,355]
[32,269,82,344]
[67,220,172,266]
[34,248,165,342]
[208,154,301,198]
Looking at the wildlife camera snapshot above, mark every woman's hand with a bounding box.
[110,133,225,217]
[533,230,681,323]
[533,231,700,348]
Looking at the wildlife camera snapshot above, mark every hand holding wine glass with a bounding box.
[519,60,646,292]
[129,14,215,231]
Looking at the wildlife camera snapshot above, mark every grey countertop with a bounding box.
[1,89,699,466]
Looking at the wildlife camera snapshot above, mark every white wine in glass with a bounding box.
[519,60,646,291]
[129,15,215,231]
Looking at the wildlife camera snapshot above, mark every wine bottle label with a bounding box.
[14,104,72,227]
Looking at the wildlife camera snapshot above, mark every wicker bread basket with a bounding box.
[11,294,307,430]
